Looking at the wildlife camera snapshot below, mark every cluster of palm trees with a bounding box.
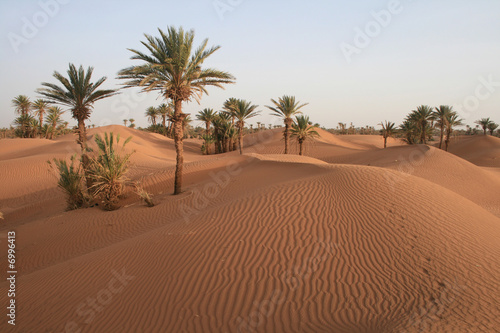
[11,95,68,139]
[475,117,499,136]
[144,103,194,137]
[196,99,259,155]
[396,105,463,151]
[194,95,319,157]
[381,106,499,150]
[123,118,136,128]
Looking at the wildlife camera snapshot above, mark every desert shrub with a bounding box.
[87,132,133,210]
[134,183,155,207]
[48,155,88,210]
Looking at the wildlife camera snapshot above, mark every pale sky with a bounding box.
[1,0,499,129]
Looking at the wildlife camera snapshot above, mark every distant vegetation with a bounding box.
[379,105,498,151]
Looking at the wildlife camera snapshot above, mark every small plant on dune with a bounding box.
[87,132,134,211]
[48,155,89,210]
[134,183,155,207]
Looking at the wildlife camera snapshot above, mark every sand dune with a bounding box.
[0,127,499,332]
[446,135,500,167]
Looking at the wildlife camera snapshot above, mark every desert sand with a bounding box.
[1,126,499,332]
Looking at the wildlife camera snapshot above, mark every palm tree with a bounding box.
[338,122,347,135]
[444,112,463,151]
[212,112,232,153]
[475,118,493,135]
[46,106,65,139]
[157,103,173,129]
[400,119,419,145]
[12,95,32,116]
[118,26,235,195]
[290,116,319,156]
[32,99,49,137]
[222,98,240,149]
[232,99,260,154]
[129,118,135,128]
[12,95,32,137]
[433,105,453,149]
[145,106,159,126]
[123,119,128,127]
[379,120,396,148]
[37,64,118,188]
[13,114,34,138]
[197,108,216,154]
[196,108,216,135]
[410,105,435,144]
[487,122,499,136]
[266,95,308,154]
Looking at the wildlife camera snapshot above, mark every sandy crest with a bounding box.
[0,126,499,332]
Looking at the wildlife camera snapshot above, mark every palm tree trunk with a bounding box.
[384,136,387,149]
[238,124,243,155]
[421,122,426,144]
[173,99,185,195]
[77,119,93,190]
[284,118,292,154]
[162,116,166,129]
[39,113,44,138]
[299,140,303,156]
[439,125,444,149]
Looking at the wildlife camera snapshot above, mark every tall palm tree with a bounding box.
[157,103,173,129]
[266,95,308,154]
[12,95,32,137]
[222,98,240,149]
[196,108,216,154]
[487,122,499,136]
[12,95,32,116]
[46,106,65,139]
[38,64,118,188]
[410,105,435,144]
[129,118,135,128]
[433,105,452,149]
[123,119,128,127]
[379,120,396,148]
[145,106,158,126]
[212,112,232,153]
[232,99,260,154]
[291,116,319,156]
[118,26,235,194]
[196,108,216,135]
[444,112,463,151]
[475,118,493,135]
[32,99,49,138]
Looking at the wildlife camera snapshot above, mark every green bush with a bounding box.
[48,155,88,210]
[87,132,133,210]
